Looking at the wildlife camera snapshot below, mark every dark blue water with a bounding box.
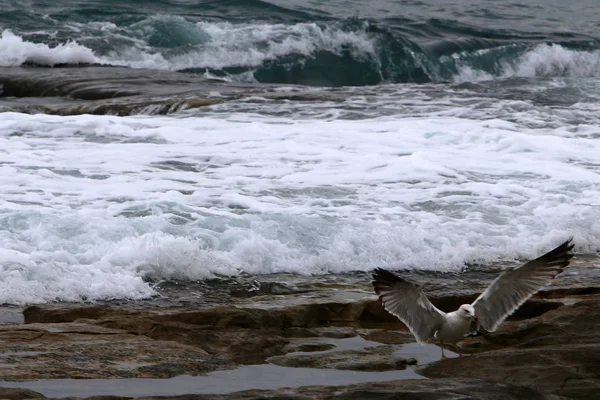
[1,0,599,86]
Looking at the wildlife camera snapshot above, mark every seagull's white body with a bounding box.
[435,308,475,345]
[372,239,574,357]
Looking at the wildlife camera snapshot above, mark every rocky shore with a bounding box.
[0,65,344,116]
[1,257,599,399]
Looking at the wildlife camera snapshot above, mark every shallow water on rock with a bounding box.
[395,342,459,364]
[0,363,423,398]
[0,334,462,398]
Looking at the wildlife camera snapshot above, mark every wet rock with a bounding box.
[280,338,336,353]
[129,379,563,400]
[317,379,566,400]
[228,280,298,297]
[1,266,598,399]
[20,303,350,365]
[419,294,600,400]
[360,329,414,345]
[0,387,45,399]
[60,397,131,400]
[292,343,336,352]
[0,323,231,380]
[268,346,417,371]
[281,327,321,338]
[454,294,600,354]
[0,66,343,117]
[313,326,357,339]
[148,324,289,364]
[23,305,112,324]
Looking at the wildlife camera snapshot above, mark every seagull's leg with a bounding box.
[440,341,446,359]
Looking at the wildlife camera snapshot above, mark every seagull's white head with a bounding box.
[458,304,477,320]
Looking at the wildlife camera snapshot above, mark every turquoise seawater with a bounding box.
[2,0,600,85]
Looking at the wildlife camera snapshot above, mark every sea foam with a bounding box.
[1,108,599,304]
[455,43,600,82]
[0,30,97,66]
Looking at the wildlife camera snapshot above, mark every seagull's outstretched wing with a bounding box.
[472,239,574,332]
[372,268,445,343]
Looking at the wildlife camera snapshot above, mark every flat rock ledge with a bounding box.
[0,379,567,400]
[1,286,599,399]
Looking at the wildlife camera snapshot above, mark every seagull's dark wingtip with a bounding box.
[539,238,575,276]
[565,237,575,252]
[371,268,415,295]
[372,268,402,293]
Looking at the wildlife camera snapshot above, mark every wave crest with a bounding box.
[3,19,600,86]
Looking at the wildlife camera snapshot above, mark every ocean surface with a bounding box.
[1,0,600,304]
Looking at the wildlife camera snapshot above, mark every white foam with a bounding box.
[1,102,600,304]
[0,30,98,66]
[455,44,600,82]
[511,44,600,78]
[453,65,495,83]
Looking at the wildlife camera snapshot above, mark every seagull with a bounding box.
[372,239,574,358]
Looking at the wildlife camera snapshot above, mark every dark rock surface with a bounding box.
[0,66,342,116]
[268,345,417,371]
[419,293,600,400]
[0,387,46,399]
[0,260,599,399]
[0,322,231,379]
[0,379,566,400]
[135,379,566,400]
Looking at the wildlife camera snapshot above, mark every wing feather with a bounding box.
[372,268,445,343]
[472,239,574,332]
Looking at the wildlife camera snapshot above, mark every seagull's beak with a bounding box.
[471,315,477,321]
